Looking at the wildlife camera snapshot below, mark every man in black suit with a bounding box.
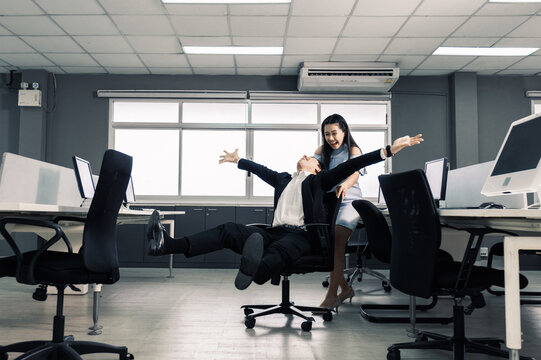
[147,134,423,290]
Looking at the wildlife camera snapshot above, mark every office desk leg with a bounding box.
[504,236,541,359]
[88,284,103,335]
[162,219,175,278]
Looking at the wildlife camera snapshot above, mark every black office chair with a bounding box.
[380,169,532,360]
[352,199,453,325]
[0,150,134,360]
[241,193,340,332]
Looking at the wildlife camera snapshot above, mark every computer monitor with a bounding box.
[124,176,136,205]
[482,112,541,201]
[424,157,448,206]
[72,156,95,200]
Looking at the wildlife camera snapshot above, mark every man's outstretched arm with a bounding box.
[219,149,285,188]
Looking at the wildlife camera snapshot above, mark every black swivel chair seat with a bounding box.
[0,150,134,360]
[380,169,531,360]
[241,193,341,332]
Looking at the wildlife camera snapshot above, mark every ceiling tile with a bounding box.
[99,0,165,15]
[288,17,345,37]
[232,37,283,46]
[499,69,541,75]
[0,16,65,36]
[192,67,236,75]
[230,4,289,16]
[0,25,11,35]
[0,37,36,53]
[139,54,189,67]
[476,3,541,16]
[230,16,287,37]
[507,16,541,38]
[170,16,229,36]
[443,37,499,47]
[343,17,407,37]
[0,67,11,73]
[409,69,454,76]
[453,16,529,37]
[105,67,150,74]
[291,0,356,16]
[237,67,280,75]
[187,54,235,67]
[414,0,485,16]
[61,66,106,73]
[92,53,144,67]
[127,36,181,53]
[473,69,500,75]
[397,16,466,37]
[0,58,9,66]
[378,55,426,69]
[44,53,98,66]
[506,56,541,69]
[334,37,391,55]
[179,36,231,46]
[111,15,174,35]
[329,54,378,61]
[284,37,336,55]
[164,4,227,15]
[417,56,475,70]
[23,66,64,73]
[384,37,444,55]
[281,55,330,68]
[149,67,193,75]
[234,55,281,67]
[0,53,53,66]
[34,0,104,15]
[462,56,524,71]
[21,36,84,52]
[352,0,422,16]
[0,0,44,15]
[52,15,120,35]
[74,36,133,53]
[496,37,541,49]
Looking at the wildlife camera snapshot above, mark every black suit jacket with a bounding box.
[237,149,385,251]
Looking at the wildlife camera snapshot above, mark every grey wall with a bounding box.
[0,73,20,155]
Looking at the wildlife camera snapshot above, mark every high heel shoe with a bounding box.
[314,297,341,314]
[339,288,355,304]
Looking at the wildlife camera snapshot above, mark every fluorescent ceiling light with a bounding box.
[433,46,538,56]
[183,46,283,55]
[163,0,290,3]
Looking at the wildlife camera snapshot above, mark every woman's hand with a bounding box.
[389,134,423,155]
[219,149,240,164]
[335,184,349,201]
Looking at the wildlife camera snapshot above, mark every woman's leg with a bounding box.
[320,225,352,307]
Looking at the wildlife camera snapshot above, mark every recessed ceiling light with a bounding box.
[163,0,290,3]
[489,0,541,3]
[433,46,538,56]
[183,46,283,55]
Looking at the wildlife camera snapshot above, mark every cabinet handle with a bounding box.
[193,208,203,211]
[254,209,264,212]
[207,208,217,211]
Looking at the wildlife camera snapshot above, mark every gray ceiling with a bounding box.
[2,0,541,76]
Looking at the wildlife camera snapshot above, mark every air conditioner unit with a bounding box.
[297,62,399,93]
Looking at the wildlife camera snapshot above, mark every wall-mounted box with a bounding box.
[18,90,42,107]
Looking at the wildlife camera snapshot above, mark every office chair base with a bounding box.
[0,340,134,360]
[360,295,453,324]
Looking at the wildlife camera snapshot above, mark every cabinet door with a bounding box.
[173,206,206,267]
[236,207,267,225]
[143,206,175,266]
[117,224,145,266]
[266,208,275,225]
[203,206,237,268]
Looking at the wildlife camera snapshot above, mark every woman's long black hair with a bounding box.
[320,114,360,170]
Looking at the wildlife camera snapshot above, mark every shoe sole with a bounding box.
[235,233,264,290]
[147,210,162,255]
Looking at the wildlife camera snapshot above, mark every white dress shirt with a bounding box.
[272,171,311,228]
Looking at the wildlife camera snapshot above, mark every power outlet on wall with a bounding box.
[480,247,489,258]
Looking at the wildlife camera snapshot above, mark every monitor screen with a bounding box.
[424,157,448,202]
[124,176,136,204]
[482,113,541,196]
[72,156,95,199]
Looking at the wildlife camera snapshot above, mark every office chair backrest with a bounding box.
[351,199,391,264]
[379,169,441,299]
[81,150,132,273]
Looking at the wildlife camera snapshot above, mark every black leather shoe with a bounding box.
[147,210,166,256]
[235,233,264,290]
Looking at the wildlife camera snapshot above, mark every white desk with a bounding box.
[437,208,541,360]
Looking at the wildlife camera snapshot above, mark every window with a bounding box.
[109,97,390,203]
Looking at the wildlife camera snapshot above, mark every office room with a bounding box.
[2,0,541,359]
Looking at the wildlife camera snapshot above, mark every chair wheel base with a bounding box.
[245,316,256,329]
[301,321,312,332]
[387,349,400,360]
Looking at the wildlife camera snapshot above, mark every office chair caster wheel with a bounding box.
[322,280,329,287]
[301,321,312,332]
[382,281,392,292]
[244,308,254,316]
[124,353,134,360]
[322,312,332,322]
[0,351,7,360]
[32,285,48,301]
[387,349,400,360]
[245,316,256,329]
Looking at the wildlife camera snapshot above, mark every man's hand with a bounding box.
[219,149,240,164]
[389,134,423,155]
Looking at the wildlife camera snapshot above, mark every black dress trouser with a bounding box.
[186,222,313,284]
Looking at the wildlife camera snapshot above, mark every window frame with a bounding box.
[108,97,392,205]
